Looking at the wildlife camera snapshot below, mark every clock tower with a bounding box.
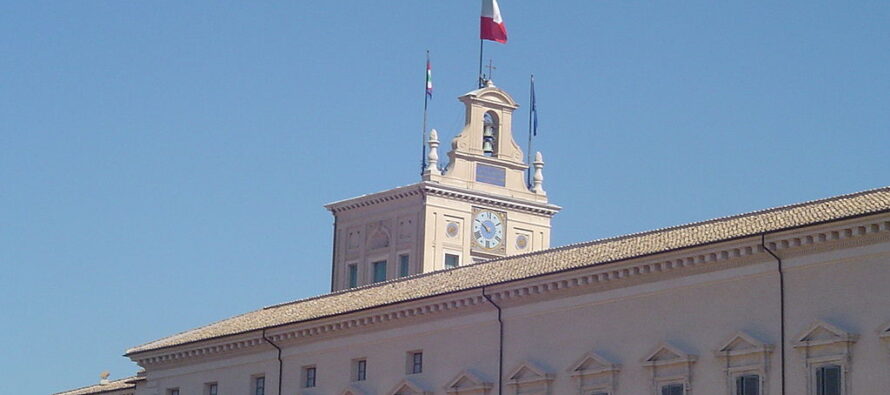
[325,80,560,292]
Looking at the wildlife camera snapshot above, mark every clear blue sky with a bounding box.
[2,1,888,393]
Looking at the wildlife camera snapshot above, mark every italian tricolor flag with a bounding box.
[426,56,433,99]
[481,0,508,44]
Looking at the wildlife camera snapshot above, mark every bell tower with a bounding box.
[424,80,543,201]
[326,80,559,292]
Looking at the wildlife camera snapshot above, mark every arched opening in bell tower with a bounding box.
[482,111,499,157]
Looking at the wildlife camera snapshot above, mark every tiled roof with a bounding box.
[127,186,890,355]
[54,377,136,395]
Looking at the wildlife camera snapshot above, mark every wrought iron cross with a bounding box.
[484,59,497,81]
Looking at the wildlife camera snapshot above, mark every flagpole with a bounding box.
[478,39,484,88]
[422,50,430,175]
[527,74,534,187]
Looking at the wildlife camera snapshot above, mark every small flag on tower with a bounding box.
[425,54,433,100]
[481,0,508,44]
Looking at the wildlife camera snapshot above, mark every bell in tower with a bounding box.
[482,112,498,156]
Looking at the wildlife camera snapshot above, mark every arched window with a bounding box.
[482,111,499,157]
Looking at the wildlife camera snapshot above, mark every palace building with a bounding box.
[57,82,890,395]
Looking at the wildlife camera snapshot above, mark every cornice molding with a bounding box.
[423,183,560,216]
[449,151,528,171]
[325,184,424,214]
[131,215,890,367]
[324,182,561,216]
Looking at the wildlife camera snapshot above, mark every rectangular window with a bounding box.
[372,260,387,283]
[736,375,760,395]
[168,389,179,395]
[735,374,760,395]
[304,366,317,388]
[661,383,684,395]
[816,365,841,395]
[348,264,358,288]
[354,359,367,381]
[206,383,218,395]
[254,376,265,395]
[444,253,460,269]
[410,351,423,374]
[399,254,410,277]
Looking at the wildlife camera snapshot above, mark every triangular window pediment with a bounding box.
[339,385,366,395]
[504,361,555,388]
[505,361,554,392]
[716,332,772,356]
[568,352,619,376]
[507,361,549,381]
[389,379,430,395]
[444,370,492,394]
[651,348,679,361]
[794,320,857,347]
[453,377,473,388]
[643,343,697,367]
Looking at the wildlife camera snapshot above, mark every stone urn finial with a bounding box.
[425,129,441,176]
[532,151,545,195]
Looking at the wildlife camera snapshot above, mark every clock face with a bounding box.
[473,210,504,250]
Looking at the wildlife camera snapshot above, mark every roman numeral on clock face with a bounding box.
[474,209,504,250]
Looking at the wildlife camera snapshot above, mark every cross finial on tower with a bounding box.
[484,59,497,82]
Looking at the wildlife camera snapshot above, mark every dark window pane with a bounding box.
[373,261,387,283]
[305,367,316,388]
[399,255,410,277]
[662,384,684,395]
[817,365,841,395]
[348,264,358,288]
[357,360,366,381]
[412,352,423,374]
[736,375,759,395]
[445,254,460,269]
[255,376,265,395]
